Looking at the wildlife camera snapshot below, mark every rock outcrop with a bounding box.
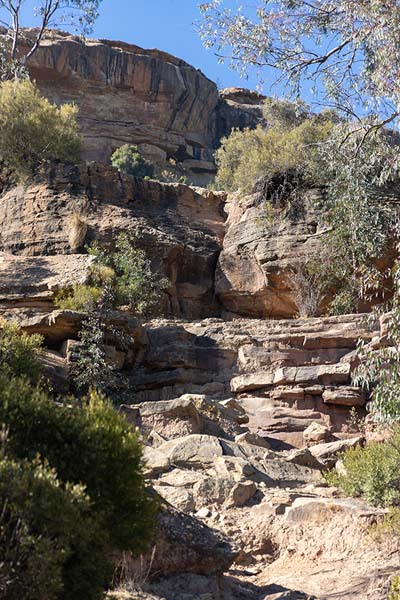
[4,31,265,186]
[0,163,226,318]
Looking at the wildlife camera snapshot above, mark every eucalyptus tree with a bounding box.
[199,1,400,133]
[0,0,102,79]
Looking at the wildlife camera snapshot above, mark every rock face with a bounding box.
[216,188,325,318]
[13,31,265,186]
[0,163,226,318]
[24,31,218,184]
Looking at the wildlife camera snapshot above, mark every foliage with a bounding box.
[55,284,104,311]
[88,232,167,314]
[72,288,118,396]
[111,145,154,179]
[0,452,107,600]
[297,125,398,315]
[353,261,400,424]
[0,0,102,79]
[0,79,81,181]
[199,1,400,131]
[214,112,333,193]
[0,374,157,554]
[0,323,43,383]
[324,433,400,507]
[390,576,400,600]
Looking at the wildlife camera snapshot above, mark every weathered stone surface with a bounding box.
[309,437,363,464]
[121,397,202,439]
[0,252,91,309]
[216,189,324,318]
[322,387,366,407]
[130,504,238,578]
[303,422,331,444]
[285,448,324,470]
[0,164,226,318]
[157,434,223,468]
[234,431,270,449]
[24,31,219,183]
[284,496,382,524]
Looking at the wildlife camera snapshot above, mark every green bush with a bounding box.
[214,112,333,193]
[325,433,400,507]
[0,323,43,383]
[0,79,81,181]
[111,145,154,178]
[0,453,108,600]
[88,233,167,314]
[0,375,157,552]
[55,284,104,312]
[390,576,400,600]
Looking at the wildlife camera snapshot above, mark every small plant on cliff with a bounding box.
[287,256,325,318]
[0,79,81,181]
[111,144,154,179]
[57,232,166,315]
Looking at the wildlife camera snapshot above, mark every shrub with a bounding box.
[0,453,107,600]
[317,126,398,315]
[111,145,154,178]
[0,323,43,383]
[390,576,400,600]
[353,259,400,423]
[0,80,81,181]
[88,233,167,314]
[214,114,333,194]
[55,284,104,311]
[0,375,157,552]
[325,432,400,507]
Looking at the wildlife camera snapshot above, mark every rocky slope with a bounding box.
[1,30,399,600]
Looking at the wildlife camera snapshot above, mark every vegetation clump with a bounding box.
[0,325,157,599]
[0,80,81,181]
[214,102,333,194]
[325,435,400,507]
[111,144,154,179]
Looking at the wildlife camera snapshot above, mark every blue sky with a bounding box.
[14,0,262,91]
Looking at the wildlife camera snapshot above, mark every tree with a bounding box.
[0,0,102,79]
[111,144,154,179]
[0,79,81,180]
[199,1,400,134]
[316,126,398,314]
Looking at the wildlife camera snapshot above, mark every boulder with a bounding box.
[303,422,331,444]
[121,397,202,440]
[285,448,324,470]
[234,431,270,449]
[157,435,223,469]
[309,437,364,465]
[322,387,366,407]
[130,504,238,578]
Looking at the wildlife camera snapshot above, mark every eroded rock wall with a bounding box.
[0,163,226,318]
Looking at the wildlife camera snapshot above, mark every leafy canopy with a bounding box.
[214,102,333,193]
[0,79,81,180]
[200,1,400,130]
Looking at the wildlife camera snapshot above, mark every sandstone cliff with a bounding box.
[13,30,265,185]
